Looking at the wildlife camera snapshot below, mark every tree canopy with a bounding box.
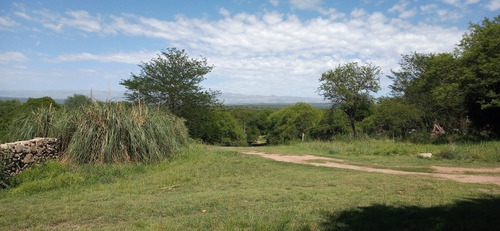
[318,62,381,137]
[120,48,221,138]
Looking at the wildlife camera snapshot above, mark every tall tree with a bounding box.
[457,16,500,135]
[318,62,381,137]
[387,52,431,97]
[120,48,221,136]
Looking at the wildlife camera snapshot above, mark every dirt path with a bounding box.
[242,151,500,186]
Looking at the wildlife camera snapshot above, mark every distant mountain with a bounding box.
[219,92,327,105]
[0,90,328,105]
[0,90,126,103]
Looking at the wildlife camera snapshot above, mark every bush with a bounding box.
[11,102,189,164]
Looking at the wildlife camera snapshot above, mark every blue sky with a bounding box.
[1,0,499,99]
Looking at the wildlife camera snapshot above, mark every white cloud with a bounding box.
[389,1,416,19]
[51,51,156,64]
[487,0,500,10]
[420,4,439,13]
[37,10,102,33]
[6,6,467,97]
[388,1,409,13]
[442,0,481,8]
[269,0,279,7]
[290,0,323,10]
[436,9,463,21]
[14,11,32,20]
[219,8,230,17]
[0,16,18,28]
[465,0,480,4]
[0,52,28,63]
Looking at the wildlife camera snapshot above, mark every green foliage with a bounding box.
[267,103,322,144]
[227,107,272,143]
[387,17,499,138]
[64,94,92,109]
[66,103,188,164]
[0,99,22,143]
[311,109,350,140]
[11,102,188,164]
[361,98,424,139]
[24,96,60,111]
[120,48,221,140]
[458,16,500,135]
[200,110,247,146]
[318,62,381,137]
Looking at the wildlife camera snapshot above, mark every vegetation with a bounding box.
[11,102,188,164]
[64,94,93,109]
[386,16,499,139]
[120,48,221,142]
[267,103,323,144]
[0,143,498,230]
[318,62,381,137]
[0,15,498,231]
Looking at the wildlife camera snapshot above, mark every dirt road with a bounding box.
[242,151,500,186]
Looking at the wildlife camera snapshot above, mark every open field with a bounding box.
[1,141,499,230]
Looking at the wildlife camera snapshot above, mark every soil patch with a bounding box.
[242,151,500,186]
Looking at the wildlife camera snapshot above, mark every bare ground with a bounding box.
[242,151,500,186]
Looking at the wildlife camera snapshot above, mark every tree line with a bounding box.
[1,16,498,145]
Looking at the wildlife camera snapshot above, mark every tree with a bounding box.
[387,52,431,97]
[266,103,322,144]
[24,97,59,110]
[362,98,423,139]
[318,62,381,137]
[64,94,93,109]
[200,110,247,146]
[120,48,221,136]
[311,108,350,140]
[457,16,500,135]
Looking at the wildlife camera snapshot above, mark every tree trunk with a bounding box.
[349,117,357,138]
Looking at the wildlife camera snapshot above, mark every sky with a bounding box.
[0,0,499,99]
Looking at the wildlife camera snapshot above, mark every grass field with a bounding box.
[1,141,499,230]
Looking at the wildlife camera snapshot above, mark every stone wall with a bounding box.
[1,138,61,177]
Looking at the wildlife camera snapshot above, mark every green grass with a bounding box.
[1,142,499,230]
[233,140,500,171]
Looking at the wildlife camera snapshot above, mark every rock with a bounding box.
[15,143,24,152]
[23,154,34,163]
[417,153,433,158]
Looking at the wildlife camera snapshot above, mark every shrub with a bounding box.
[11,102,188,164]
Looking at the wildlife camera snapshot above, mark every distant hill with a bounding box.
[0,90,328,106]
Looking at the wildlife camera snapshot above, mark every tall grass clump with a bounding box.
[11,102,188,164]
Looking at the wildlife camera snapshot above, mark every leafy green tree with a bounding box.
[201,110,246,146]
[227,107,261,143]
[388,52,431,97]
[24,97,59,111]
[311,108,350,140]
[318,62,381,137]
[457,16,500,135]
[362,98,423,138]
[266,103,322,144]
[388,52,468,133]
[64,94,93,109]
[120,48,221,137]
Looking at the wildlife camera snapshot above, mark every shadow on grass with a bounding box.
[321,196,500,231]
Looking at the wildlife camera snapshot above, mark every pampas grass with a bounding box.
[11,102,188,164]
